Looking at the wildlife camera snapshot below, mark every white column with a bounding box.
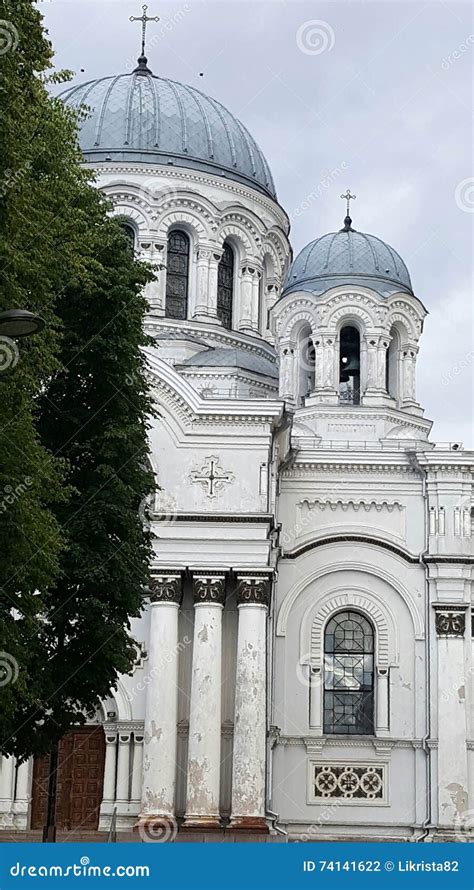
[279,342,295,402]
[143,241,166,314]
[207,251,222,321]
[193,248,211,319]
[183,573,225,829]
[401,345,419,407]
[434,605,469,831]
[116,732,131,805]
[230,575,270,831]
[138,573,182,833]
[249,268,262,333]
[239,266,254,332]
[314,334,338,404]
[131,734,144,804]
[364,336,379,390]
[102,731,117,805]
[309,667,323,733]
[0,756,15,813]
[376,668,390,735]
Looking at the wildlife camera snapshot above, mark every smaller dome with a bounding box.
[181,347,278,379]
[283,226,413,298]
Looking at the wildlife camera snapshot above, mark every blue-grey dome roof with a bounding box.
[60,68,276,198]
[181,348,278,379]
[283,226,413,297]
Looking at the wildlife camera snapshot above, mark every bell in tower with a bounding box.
[339,325,360,405]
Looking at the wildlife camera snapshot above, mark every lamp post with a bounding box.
[0,309,45,339]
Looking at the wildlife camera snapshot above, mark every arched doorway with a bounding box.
[30,726,105,831]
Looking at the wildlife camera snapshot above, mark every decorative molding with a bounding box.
[298,498,404,514]
[283,534,419,564]
[308,591,394,669]
[149,573,182,604]
[192,573,226,605]
[189,455,235,499]
[309,762,386,804]
[277,561,424,640]
[275,735,437,750]
[433,604,468,637]
[236,574,272,607]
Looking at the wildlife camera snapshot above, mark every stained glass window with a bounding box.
[165,230,190,319]
[324,610,374,735]
[217,242,234,330]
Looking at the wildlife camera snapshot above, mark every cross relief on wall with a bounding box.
[189,455,235,499]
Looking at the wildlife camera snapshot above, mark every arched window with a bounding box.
[386,327,400,401]
[165,230,190,319]
[324,610,374,735]
[297,326,315,406]
[119,221,136,252]
[339,326,360,405]
[217,242,234,329]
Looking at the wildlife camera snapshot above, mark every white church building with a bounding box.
[0,23,473,843]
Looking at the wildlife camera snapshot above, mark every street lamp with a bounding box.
[0,309,45,338]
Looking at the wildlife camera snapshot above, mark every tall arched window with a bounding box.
[118,221,136,252]
[324,610,374,735]
[165,230,190,319]
[217,242,234,329]
[339,325,360,405]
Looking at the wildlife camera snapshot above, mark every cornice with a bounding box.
[146,317,277,360]
[276,735,437,750]
[282,534,420,564]
[92,162,289,230]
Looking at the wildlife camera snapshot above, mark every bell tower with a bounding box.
[271,201,432,443]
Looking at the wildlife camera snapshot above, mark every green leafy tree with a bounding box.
[0,0,154,760]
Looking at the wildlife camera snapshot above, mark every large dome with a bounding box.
[60,64,276,198]
[283,223,413,297]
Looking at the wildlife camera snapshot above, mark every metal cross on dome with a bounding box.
[340,189,356,216]
[130,4,160,58]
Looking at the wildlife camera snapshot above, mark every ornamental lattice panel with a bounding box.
[310,762,386,803]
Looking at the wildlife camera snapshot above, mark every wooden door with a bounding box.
[30,727,105,831]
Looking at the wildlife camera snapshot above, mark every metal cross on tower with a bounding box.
[340,189,356,231]
[340,189,356,216]
[130,4,160,59]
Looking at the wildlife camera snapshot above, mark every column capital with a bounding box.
[433,603,468,637]
[149,572,182,604]
[235,574,272,607]
[192,572,226,605]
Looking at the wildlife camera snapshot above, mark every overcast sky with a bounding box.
[40,0,473,446]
